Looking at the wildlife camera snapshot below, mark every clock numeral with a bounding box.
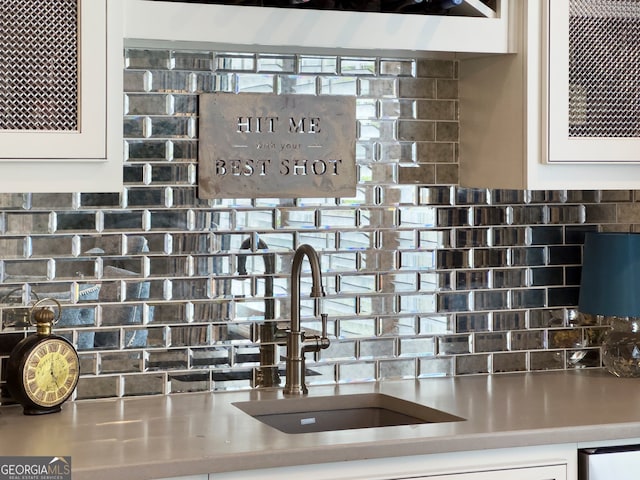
[33,389,46,402]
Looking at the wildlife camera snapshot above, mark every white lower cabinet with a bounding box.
[210,444,576,480]
[157,476,208,480]
[410,464,565,480]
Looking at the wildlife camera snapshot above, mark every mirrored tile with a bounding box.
[474,332,508,353]
[438,334,471,355]
[379,358,415,380]
[237,74,276,93]
[510,289,546,309]
[456,270,490,290]
[99,351,143,374]
[493,311,526,331]
[336,318,374,339]
[455,354,489,375]
[305,363,337,386]
[337,361,376,383]
[299,56,337,74]
[399,337,435,357]
[123,373,166,396]
[379,272,417,293]
[76,376,120,400]
[169,372,211,393]
[126,49,171,70]
[400,251,436,270]
[416,99,456,121]
[125,94,171,116]
[212,370,252,391]
[418,357,453,377]
[6,212,50,235]
[216,53,256,72]
[172,50,213,71]
[277,75,317,94]
[359,78,397,97]
[319,76,357,95]
[191,347,232,368]
[437,292,471,313]
[529,350,565,371]
[420,315,453,334]
[380,59,414,77]
[4,259,48,281]
[147,349,189,370]
[492,269,527,289]
[456,313,490,333]
[548,328,584,349]
[509,330,545,350]
[492,352,527,373]
[340,57,376,75]
[0,238,25,259]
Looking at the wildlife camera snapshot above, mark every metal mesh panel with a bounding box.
[569,0,640,137]
[0,0,78,131]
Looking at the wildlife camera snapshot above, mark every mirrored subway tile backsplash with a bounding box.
[0,48,622,404]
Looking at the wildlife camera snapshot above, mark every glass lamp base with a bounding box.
[602,318,640,377]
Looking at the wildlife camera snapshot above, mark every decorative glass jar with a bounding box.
[602,317,640,377]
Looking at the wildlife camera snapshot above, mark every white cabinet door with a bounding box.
[157,476,208,480]
[212,445,575,480]
[214,463,567,480]
[1,0,105,159]
[0,0,123,192]
[547,0,640,163]
[459,0,640,190]
[413,464,566,480]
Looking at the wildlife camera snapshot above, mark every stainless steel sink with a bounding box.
[233,393,464,434]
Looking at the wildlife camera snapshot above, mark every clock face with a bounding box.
[22,338,80,408]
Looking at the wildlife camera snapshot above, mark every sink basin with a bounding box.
[233,393,464,434]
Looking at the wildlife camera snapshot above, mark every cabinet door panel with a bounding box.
[547,0,640,163]
[0,0,106,160]
[414,464,566,479]
[0,0,123,192]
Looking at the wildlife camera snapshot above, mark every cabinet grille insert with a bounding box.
[569,0,640,137]
[0,0,78,131]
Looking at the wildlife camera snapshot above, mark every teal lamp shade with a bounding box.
[578,232,640,318]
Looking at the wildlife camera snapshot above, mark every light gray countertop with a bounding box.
[1,369,640,480]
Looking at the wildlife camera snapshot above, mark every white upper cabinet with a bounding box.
[0,0,123,193]
[547,0,640,163]
[123,0,511,57]
[459,0,640,190]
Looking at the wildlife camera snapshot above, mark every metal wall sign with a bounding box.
[198,93,356,199]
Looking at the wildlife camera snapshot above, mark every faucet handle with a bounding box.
[311,313,331,362]
[320,313,328,339]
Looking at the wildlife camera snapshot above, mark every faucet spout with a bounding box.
[284,244,330,395]
[290,244,324,335]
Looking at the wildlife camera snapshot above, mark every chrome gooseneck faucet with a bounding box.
[284,244,330,395]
